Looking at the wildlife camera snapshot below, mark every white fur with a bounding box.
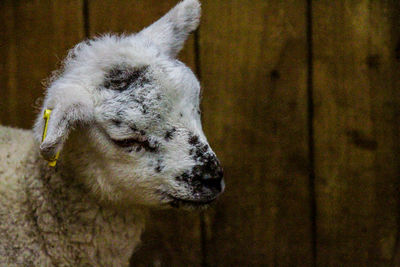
[1,0,224,265]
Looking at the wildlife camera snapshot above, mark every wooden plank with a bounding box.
[313,1,400,265]
[0,0,84,129]
[88,0,195,69]
[88,1,201,266]
[200,0,312,265]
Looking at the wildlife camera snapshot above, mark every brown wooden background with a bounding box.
[1,0,400,266]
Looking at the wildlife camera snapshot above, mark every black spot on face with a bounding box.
[164,127,177,141]
[188,133,210,160]
[188,134,200,145]
[103,65,149,91]
[147,140,160,153]
[175,172,191,182]
[189,144,209,160]
[155,158,165,173]
[129,124,138,132]
[179,113,183,117]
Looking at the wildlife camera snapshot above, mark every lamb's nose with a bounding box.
[202,165,224,193]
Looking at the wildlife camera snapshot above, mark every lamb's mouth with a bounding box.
[167,195,217,209]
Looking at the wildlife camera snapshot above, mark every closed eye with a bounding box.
[111,137,158,152]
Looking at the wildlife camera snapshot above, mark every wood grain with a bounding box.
[88,0,195,69]
[200,0,313,265]
[88,1,202,266]
[0,0,84,129]
[312,1,400,265]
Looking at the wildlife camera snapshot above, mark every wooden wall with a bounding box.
[0,0,399,266]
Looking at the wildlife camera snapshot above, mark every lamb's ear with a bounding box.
[36,102,93,161]
[139,0,201,58]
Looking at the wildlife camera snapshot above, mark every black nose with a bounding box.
[202,165,224,193]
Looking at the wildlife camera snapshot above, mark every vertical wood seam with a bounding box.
[83,0,89,38]
[200,211,207,267]
[306,0,317,266]
[389,2,400,264]
[7,1,18,126]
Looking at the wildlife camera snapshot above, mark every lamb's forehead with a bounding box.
[72,35,200,99]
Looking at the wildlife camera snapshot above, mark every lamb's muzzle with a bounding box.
[169,155,225,208]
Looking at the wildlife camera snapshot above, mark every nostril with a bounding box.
[202,176,223,193]
[201,163,224,193]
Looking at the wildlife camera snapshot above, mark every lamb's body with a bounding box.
[0,126,144,266]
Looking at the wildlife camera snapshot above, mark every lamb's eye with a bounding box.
[111,136,158,152]
[111,138,144,148]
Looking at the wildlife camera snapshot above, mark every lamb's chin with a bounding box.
[165,195,216,210]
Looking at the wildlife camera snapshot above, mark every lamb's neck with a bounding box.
[26,157,145,267]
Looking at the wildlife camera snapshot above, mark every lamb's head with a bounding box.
[33,0,224,209]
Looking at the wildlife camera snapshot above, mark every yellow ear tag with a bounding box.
[42,109,60,167]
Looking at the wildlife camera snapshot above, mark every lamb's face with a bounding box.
[35,0,224,208]
[90,57,224,208]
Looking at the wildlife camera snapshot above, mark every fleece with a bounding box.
[0,125,144,267]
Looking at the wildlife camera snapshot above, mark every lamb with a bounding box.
[0,0,224,266]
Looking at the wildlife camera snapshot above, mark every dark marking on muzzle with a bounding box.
[175,156,223,194]
[188,134,210,161]
[188,134,200,146]
[174,133,224,193]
